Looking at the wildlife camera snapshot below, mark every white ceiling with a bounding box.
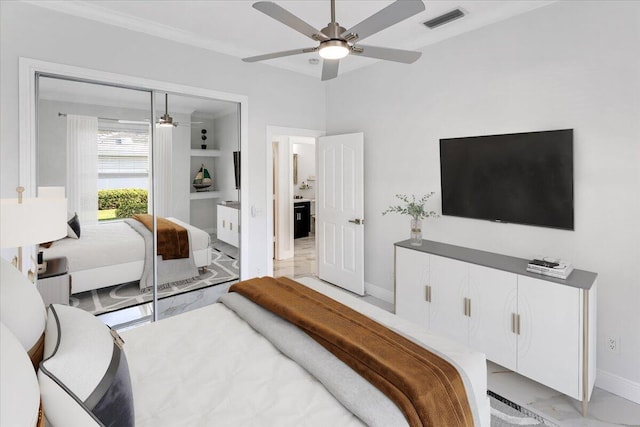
[27,0,556,80]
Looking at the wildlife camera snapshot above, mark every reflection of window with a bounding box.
[97,121,150,221]
[97,121,150,189]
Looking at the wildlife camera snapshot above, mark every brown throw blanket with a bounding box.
[132,214,190,260]
[229,277,474,427]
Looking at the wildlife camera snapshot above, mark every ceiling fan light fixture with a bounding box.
[157,113,175,128]
[319,40,349,60]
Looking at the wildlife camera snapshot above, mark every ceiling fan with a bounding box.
[242,0,426,81]
[157,93,203,127]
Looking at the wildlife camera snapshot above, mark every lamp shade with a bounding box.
[0,197,67,248]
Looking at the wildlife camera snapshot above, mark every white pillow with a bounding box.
[38,304,134,427]
[0,257,46,364]
[0,322,41,427]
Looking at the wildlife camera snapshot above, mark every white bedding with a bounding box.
[42,217,211,294]
[44,221,144,271]
[121,278,490,427]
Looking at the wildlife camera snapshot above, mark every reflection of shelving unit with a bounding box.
[190,151,221,198]
[190,147,221,234]
[190,191,221,200]
[190,149,221,157]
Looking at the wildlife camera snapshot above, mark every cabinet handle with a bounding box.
[468,298,472,318]
[511,313,521,335]
[425,285,431,302]
[463,298,468,316]
[223,220,226,228]
[230,222,233,231]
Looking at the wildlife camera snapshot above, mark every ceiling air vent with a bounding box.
[423,8,465,29]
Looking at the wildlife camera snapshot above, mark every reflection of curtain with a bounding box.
[153,126,173,217]
[67,115,98,226]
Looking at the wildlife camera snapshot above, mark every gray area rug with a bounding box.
[489,391,557,426]
[70,249,239,315]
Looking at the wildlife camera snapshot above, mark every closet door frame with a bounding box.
[19,58,249,320]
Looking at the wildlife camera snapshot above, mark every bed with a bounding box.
[41,217,212,294]
[120,277,491,427]
[0,257,490,427]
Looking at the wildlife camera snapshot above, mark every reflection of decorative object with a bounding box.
[299,181,312,190]
[201,129,207,149]
[0,186,67,273]
[293,153,298,184]
[382,193,439,246]
[192,164,212,191]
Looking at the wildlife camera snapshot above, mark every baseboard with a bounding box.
[596,369,640,404]
[364,282,394,305]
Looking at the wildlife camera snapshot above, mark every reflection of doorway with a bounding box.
[274,137,316,278]
[266,126,324,278]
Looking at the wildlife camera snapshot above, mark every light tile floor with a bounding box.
[488,362,640,426]
[273,235,317,277]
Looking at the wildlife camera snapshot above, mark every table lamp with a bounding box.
[0,186,67,275]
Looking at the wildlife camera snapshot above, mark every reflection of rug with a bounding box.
[489,391,557,426]
[70,250,239,316]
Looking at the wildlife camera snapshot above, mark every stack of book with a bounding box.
[526,259,574,279]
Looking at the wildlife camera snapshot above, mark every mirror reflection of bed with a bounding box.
[35,76,241,326]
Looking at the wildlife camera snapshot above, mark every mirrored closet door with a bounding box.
[35,75,241,327]
[152,91,241,320]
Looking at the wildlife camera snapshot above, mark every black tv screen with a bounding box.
[233,151,241,190]
[440,129,574,230]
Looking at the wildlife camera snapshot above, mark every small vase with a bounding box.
[410,218,422,246]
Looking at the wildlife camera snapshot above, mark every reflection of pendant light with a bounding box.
[157,93,174,127]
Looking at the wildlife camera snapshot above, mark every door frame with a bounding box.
[265,126,324,276]
[18,58,250,281]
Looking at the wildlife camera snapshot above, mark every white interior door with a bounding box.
[317,132,364,295]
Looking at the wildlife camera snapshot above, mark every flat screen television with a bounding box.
[233,151,241,190]
[439,129,574,230]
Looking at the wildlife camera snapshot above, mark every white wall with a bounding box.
[214,112,240,203]
[274,136,293,260]
[292,139,316,200]
[0,1,326,278]
[326,0,640,394]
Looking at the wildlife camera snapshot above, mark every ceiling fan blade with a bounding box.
[351,45,421,64]
[343,0,425,43]
[253,2,328,41]
[243,47,317,62]
[321,59,340,81]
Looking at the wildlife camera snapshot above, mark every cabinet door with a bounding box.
[429,255,469,345]
[226,207,239,247]
[217,206,226,242]
[395,247,429,327]
[468,264,518,371]
[517,275,581,399]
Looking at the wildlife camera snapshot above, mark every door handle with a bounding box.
[348,218,364,225]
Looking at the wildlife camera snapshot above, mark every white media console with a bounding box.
[394,239,598,415]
